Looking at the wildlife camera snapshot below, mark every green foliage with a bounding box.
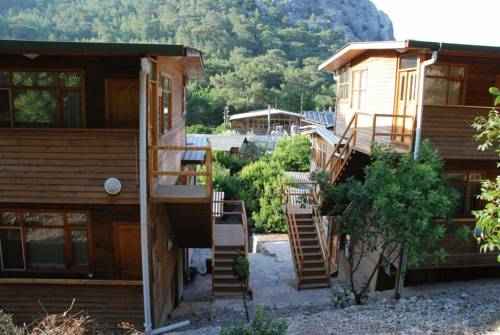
[219,305,287,335]
[329,285,352,308]
[0,310,22,335]
[313,140,461,303]
[186,123,212,134]
[232,250,251,321]
[199,161,241,200]
[214,151,250,174]
[252,174,288,233]
[271,134,311,172]
[472,87,500,259]
[0,0,342,126]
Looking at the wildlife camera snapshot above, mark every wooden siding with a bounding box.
[0,282,143,331]
[335,51,399,137]
[422,105,497,160]
[0,129,139,204]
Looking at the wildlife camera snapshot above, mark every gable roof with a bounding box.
[188,134,248,152]
[319,39,500,73]
[301,126,340,146]
[229,108,301,121]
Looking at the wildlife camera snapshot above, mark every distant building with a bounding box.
[187,134,248,156]
[229,108,301,135]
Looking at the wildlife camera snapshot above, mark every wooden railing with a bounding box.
[148,145,212,201]
[324,112,415,183]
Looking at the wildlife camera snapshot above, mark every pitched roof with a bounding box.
[301,126,340,146]
[303,111,335,128]
[188,134,248,152]
[229,108,301,121]
[319,39,500,72]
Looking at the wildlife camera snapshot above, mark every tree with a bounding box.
[186,123,212,134]
[472,87,500,259]
[232,250,250,322]
[313,140,462,304]
[271,134,311,172]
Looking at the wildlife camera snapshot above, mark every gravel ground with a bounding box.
[170,279,500,335]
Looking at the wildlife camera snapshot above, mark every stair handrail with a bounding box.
[310,184,331,277]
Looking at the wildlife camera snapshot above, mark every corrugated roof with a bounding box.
[188,134,248,152]
[303,111,334,128]
[301,126,340,146]
[229,108,301,121]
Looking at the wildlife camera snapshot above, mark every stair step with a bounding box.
[214,249,243,255]
[300,282,331,289]
[214,282,244,288]
[300,274,329,280]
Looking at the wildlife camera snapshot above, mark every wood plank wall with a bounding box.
[422,106,497,160]
[0,129,139,204]
[0,54,140,128]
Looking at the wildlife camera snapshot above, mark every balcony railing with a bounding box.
[148,145,212,203]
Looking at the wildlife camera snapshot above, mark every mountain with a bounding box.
[0,0,394,125]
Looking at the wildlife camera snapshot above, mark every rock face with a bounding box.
[260,0,394,41]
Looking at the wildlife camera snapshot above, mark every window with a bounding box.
[0,70,84,128]
[0,210,91,271]
[351,69,367,110]
[337,67,350,102]
[447,172,482,216]
[424,64,466,105]
[160,75,172,133]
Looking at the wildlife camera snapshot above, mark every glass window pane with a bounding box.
[0,228,25,270]
[67,213,88,227]
[426,65,448,77]
[12,72,54,87]
[71,231,88,267]
[400,54,418,69]
[0,212,21,226]
[448,81,462,105]
[13,90,57,127]
[25,212,64,226]
[449,66,465,79]
[359,91,367,110]
[469,183,482,212]
[352,71,360,89]
[400,76,406,101]
[63,92,81,128]
[0,89,11,127]
[360,70,367,90]
[26,228,65,268]
[352,91,360,109]
[0,72,9,87]
[60,73,80,88]
[424,78,447,105]
[162,77,171,131]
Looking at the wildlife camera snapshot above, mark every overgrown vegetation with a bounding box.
[219,305,287,335]
[0,0,346,126]
[472,87,500,259]
[232,250,250,322]
[313,141,464,304]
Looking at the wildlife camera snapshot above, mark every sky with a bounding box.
[371,0,500,46]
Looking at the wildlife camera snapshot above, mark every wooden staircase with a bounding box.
[283,183,333,290]
[212,200,250,297]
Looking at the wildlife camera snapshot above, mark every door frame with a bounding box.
[113,221,141,278]
[393,68,417,144]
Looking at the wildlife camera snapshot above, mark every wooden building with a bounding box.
[292,40,499,292]
[0,40,212,331]
[229,108,301,135]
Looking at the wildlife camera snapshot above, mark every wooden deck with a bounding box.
[151,184,207,203]
[0,280,143,331]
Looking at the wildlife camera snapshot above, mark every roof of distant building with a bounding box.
[188,134,248,152]
[303,111,335,128]
[301,126,340,146]
[229,108,301,121]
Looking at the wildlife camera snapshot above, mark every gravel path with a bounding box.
[170,279,500,335]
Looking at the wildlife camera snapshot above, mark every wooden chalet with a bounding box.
[286,40,499,292]
[229,108,301,135]
[0,40,215,331]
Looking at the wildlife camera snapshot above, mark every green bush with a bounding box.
[199,161,241,200]
[214,151,249,174]
[219,305,287,335]
[186,123,212,134]
[271,134,311,172]
[252,175,288,233]
[0,310,22,335]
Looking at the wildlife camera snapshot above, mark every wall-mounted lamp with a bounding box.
[23,54,39,60]
[104,177,122,195]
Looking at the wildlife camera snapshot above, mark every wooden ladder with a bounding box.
[283,183,331,290]
[212,200,250,297]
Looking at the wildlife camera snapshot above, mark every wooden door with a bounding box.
[393,70,417,144]
[105,79,139,128]
[114,223,141,278]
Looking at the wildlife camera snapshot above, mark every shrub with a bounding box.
[0,310,23,335]
[271,134,311,172]
[214,151,249,174]
[186,123,212,134]
[219,305,287,335]
[252,175,288,233]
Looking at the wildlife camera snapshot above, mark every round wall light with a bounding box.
[104,177,122,195]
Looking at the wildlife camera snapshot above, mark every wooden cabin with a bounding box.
[310,40,499,291]
[229,108,301,135]
[0,40,211,330]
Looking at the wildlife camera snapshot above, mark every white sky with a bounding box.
[371,0,500,46]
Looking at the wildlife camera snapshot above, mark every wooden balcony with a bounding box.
[148,145,212,203]
[0,129,139,205]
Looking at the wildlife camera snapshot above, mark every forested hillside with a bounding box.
[0,0,393,126]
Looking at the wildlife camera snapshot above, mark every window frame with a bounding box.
[0,226,26,271]
[337,67,350,103]
[159,74,173,134]
[0,68,85,128]
[424,63,467,106]
[0,209,93,272]
[447,172,483,217]
[351,69,368,110]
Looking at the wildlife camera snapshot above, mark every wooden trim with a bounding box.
[0,226,26,271]
[0,278,142,285]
